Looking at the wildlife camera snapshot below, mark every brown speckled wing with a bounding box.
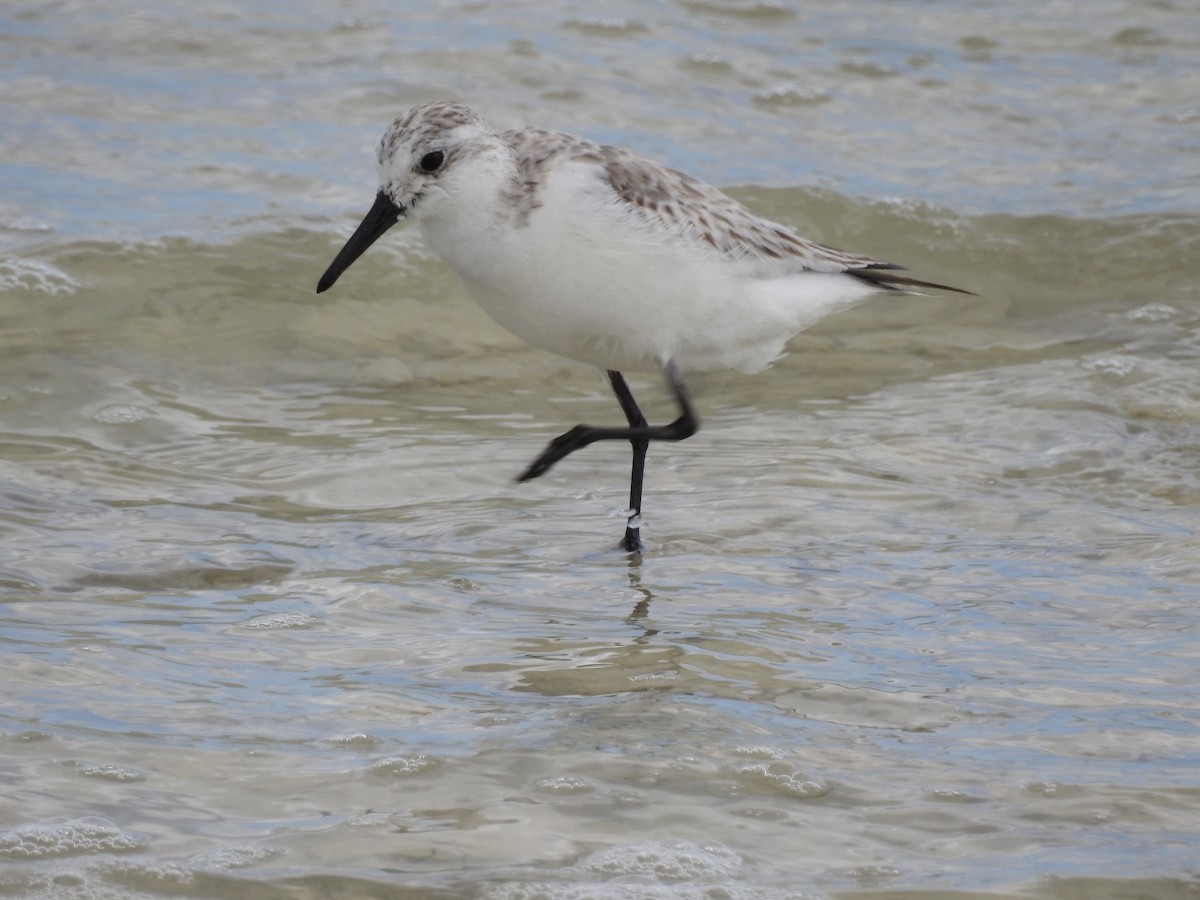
[500,126,970,293]
[602,147,971,292]
[597,144,888,275]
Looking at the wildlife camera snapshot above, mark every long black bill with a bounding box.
[316,192,404,294]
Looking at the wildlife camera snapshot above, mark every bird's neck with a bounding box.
[419,152,526,283]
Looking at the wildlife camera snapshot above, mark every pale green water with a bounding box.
[2,2,1200,898]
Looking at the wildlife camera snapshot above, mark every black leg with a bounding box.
[608,371,649,552]
[517,361,699,550]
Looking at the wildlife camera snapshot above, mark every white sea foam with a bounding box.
[0,256,79,295]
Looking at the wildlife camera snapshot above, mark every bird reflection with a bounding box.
[623,551,656,631]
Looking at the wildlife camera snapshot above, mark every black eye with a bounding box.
[419,150,445,173]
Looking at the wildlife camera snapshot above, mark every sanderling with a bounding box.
[317,101,968,553]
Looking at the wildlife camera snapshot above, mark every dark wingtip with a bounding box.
[851,264,976,295]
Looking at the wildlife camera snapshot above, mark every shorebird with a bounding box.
[317,102,967,552]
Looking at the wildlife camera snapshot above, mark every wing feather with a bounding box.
[500,127,971,293]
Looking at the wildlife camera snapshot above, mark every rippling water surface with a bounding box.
[2,2,1199,898]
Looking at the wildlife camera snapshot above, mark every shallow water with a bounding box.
[2,1,1200,898]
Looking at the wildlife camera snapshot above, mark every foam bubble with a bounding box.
[484,838,813,900]
[1126,302,1179,322]
[321,732,381,748]
[534,775,593,794]
[482,840,815,900]
[581,839,743,882]
[727,745,790,761]
[75,763,147,783]
[0,256,79,295]
[727,763,829,799]
[0,217,53,233]
[1084,357,1137,378]
[371,754,439,776]
[235,612,321,630]
[191,844,277,870]
[0,819,141,859]
[93,405,153,425]
[97,859,195,892]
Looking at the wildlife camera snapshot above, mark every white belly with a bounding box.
[418,167,881,374]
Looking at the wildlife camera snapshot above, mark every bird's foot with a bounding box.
[516,425,595,482]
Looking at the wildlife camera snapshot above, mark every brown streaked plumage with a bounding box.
[501,123,970,292]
